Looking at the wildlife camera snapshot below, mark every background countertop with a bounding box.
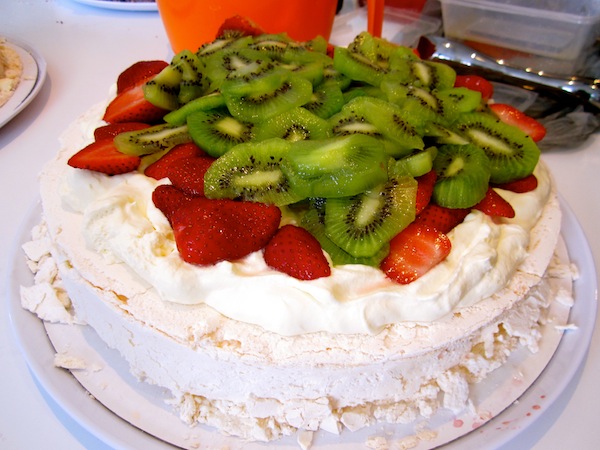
[1,1,598,448]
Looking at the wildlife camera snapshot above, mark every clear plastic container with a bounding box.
[439,0,600,75]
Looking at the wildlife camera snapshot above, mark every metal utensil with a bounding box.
[417,35,600,114]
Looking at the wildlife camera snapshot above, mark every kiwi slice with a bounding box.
[113,124,192,156]
[172,50,207,105]
[435,87,482,114]
[423,122,470,145]
[341,96,425,157]
[300,206,389,267]
[281,134,389,199]
[204,48,278,89]
[342,84,388,103]
[323,159,417,258]
[380,81,452,126]
[389,58,456,90]
[248,33,292,58]
[432,143,491,209]
[397,146,438,177]
[142,64,182,111]
[321,63,352,91]
[451,112,541,184]
[203,138,303,206]
[196,34,253,60]
[333,46,390,87]
[187,107,255,158]
[254,107,332,142]
[303,82,345,119]
[221,70,314,122]
[163,91,226,126]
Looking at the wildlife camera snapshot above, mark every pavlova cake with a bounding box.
[21,18,574,446]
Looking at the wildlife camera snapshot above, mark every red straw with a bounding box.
[367,0,384,37]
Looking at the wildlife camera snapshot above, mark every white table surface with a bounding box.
[1,1,598,449]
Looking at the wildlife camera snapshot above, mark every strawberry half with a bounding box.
[415,170,437,215]
[168,155,215,197]
[152,184,195,225]
[264,225,331,280]
[67,139,141,175]
[171,198,281,265]
[414,203,470,234]
[93,122,151,141]
[116,60,169,94]
[144,142,211,180]
[380,223,452,285]
[216,15,266,38]
[103,83,168,124]
[454,74,494,100]
[473,187,515,218]
[493,173,538,193]
[488,103,546,142]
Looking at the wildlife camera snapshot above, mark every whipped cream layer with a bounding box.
[46,100,556,336]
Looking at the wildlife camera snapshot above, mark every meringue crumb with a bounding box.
[54,352,87,370]
[366,435,389,449]
[297,430,314,450]
[555,323,579,332]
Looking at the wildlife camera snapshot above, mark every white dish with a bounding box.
[69,0,158,12]
[0,36,47,129]
[8,196,597,449]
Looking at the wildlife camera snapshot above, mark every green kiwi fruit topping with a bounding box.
[187,108,255,157]
[432,143,491,208]
[451,112,540,183]
[203,138,303,206]
[323,159,417,258]
[281,134,389,199]
[254,107,332,142]
[114,124,192,156]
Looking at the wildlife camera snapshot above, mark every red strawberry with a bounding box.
[171,198,281,265]
[473,187,515,218]
[454,75,494,100]
[94,122,150,141]
[168,155,215,197]
[415,170,437,215]
[144,142,211,180]
[264,225,331,280]
[488,103,546,142]
[381,223,452,285]
[493,173,538,193]
[116,60,169,94]
[152,185,195,225]
[67,139,141,175]
[103,83,167,124]
[414,203,470,234]
[216,15,266,38]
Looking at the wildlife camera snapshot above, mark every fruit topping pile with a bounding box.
[68,17,546,284]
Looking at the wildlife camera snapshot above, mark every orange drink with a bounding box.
[157,0,339,53]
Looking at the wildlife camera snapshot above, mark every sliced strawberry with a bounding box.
[414,203,470,234]
[67,139,141,175]
[473,187,515,218]
[168,155,215,197]
[144,142,210,180]
[152,184,195,224]
[264,225,331,280]
[103,83,167,124]
[116,60,169,94]
[171,198,281,265]
[492,173,538,193]
[380,223,452,285]
[94,122,151,141]
[454,74,494,100]
[415,170,437,215]
[216,15,266,38]
[488,103,546,142]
